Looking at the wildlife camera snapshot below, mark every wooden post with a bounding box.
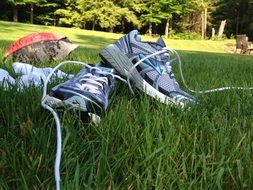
[212,28,215,38]
[218,20,226,38]
[201,0,207,40]
[165,17,170,39]
[149,22,152,36]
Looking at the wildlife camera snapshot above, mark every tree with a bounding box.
[5,0,57,24]
[97,1,121,32]
[159,0,182,38]
[35,0,63,26]
[80,0,141,32]
[79,0,103,30]
[113,0,142,33]
[28,0,59,24]
[55,0,115,30]
[212,0,253,39]
[5,0,252,40]
[55,0,85,28]
[55,0,141,32]
[6,0,26,22]
[24,0,47,24]
[177,0,213,36]
[139,0,185,36]
[140,0,168,36]
[201,0,216,39]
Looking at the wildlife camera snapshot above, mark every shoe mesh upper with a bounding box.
[115,30,194,103]
[49,65,116,110]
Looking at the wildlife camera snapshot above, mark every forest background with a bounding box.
[0,0,253,40]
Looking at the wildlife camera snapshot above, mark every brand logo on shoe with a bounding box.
[139,54,161,74]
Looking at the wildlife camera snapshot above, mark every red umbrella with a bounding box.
[3,32,78,64]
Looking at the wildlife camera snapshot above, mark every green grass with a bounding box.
[0,20,253,189]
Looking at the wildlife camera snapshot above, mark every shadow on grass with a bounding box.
[0,21,52,33]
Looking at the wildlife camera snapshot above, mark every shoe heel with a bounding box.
[99,44,132,77]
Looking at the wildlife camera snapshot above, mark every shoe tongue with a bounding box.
[156,37,166,47]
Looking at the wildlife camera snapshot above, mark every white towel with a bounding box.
[13,62,73,83]
[0,62,73,90]
[0,68,15,90]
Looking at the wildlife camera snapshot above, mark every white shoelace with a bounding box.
[76,73,108,94]
[169,47,253,93]
[127,47,253,94]
[41,61,126,190]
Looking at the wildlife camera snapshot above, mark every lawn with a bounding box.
[0,20,253,189]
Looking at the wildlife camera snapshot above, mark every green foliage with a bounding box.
[211,34,227,41]
[117,7,141,29]
[55,0,141,31]
[97,1,121,30]
[5,0,26,6]
[1,0,253,39]
[212,0,253,39]
[55,5,83,27]
[168,30,202,40]
[140,0,167,25]
[36,14,54,26]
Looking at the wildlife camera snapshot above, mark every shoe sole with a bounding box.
[44,94,102,124]
[99,44,184,107]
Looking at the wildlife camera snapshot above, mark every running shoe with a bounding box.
[99,30,194,107]
[44,64,117,123]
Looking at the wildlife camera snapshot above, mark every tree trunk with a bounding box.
[165,17,170,39]
[83,21,86,29]
[121,19,125,33]
[204,8,207,39]
[109,27,113,33]
[148,22,152,36]
[212,28,215,38]
[201,6,208,40]
[92,21,95,30]
[201,8,208,40]
[30,3,34,24]
[13,5,18,22]
[54,17,56,26]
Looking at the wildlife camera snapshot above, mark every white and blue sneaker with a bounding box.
[44,64,118,123]
[99,30,194,107]
[40,62,125,190]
